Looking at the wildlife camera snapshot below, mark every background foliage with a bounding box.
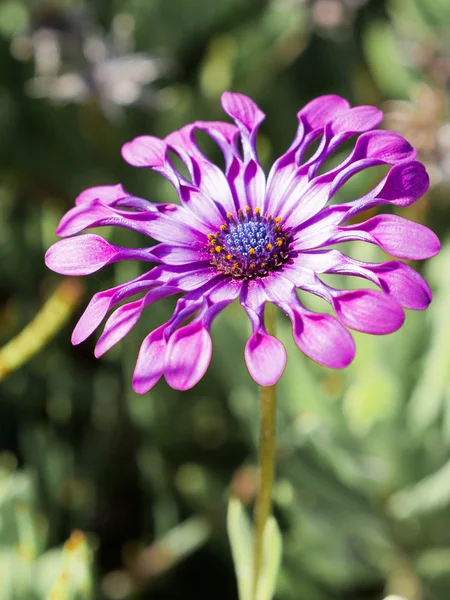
[0,0,449,598]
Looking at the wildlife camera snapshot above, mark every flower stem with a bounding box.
[252,302,278,600]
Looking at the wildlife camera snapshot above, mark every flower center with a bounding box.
[207,206,291,279]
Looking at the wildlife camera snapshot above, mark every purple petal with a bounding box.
[286,131,416,224]
[330,106,383,136]
[146,213,208,245]
[265,97,351,215]
[290,249,348,273]
[332,289,405,334]
[160,136,227,227]
[342,161,430,221]
[219,93,267,212]
[132,324,167,394]
[278,263,322,290]
[291,207,347,250]
[193,120,240,171]
[164,321,212,390]
[163,299,204,341]
[351,130,416,163]
[371,262,432,310]
[244,328,286,386]
[241,285,286,385]
[58,201,113,237]
[165,124,236,215]
[56,199,160,238]
[121,135,167,169]
[59,198,208,244]
[296,250,432,310]
[161,279,239,360]
[282,129,419,230]
[46,234,158,276]
[225,156,248,211]
[298,95,350,133]
[242,159,266,211]
[282,174,332,228]
[221,92,265,159]
[166,265,217,291]
[339,215,440,260]
[263,284,355,369]
[71,272,160,344]
[208,278,243,303]
[95,299,144,358]
[75,184,127,206]
[72,294,114,345]
[265,156,308,217]
[122,136,192,203]
[259,273,295,305]
[240,279,270,311]
[291,310,355,369]
[372,161,429,207]
[327,131,417,190]
[95,286,180,357]
[176,182,225,229]
[304,106,385,180]
[165,277,240,338]
[45,235,125,275]
[151,244,206,265]
[69,200,207,245]
[123,135,226,229]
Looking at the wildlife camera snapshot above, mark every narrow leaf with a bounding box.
[227,497,253,600]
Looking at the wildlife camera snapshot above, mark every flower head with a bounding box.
[45,92,440,392]
[13,5,169,116]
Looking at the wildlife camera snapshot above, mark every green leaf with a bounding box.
[227,497,253,600]
[256,516,283,600]
[227,498,283,600]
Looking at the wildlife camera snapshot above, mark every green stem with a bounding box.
[252,302,278,600]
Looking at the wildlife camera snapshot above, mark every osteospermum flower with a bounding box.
[45,93,440,392]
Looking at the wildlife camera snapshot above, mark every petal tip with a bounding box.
[132,377,151,395]
[121,135,167,168]
[70,330,84,346]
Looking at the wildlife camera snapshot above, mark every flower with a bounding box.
[45,92,440,392]
[12,6,170,117]
[384,84,450,187]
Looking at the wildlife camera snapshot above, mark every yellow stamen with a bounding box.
[215,246,223,252]
[266,243,273,250]
[275,217,282,223]
[249,248,256,255]
[276,239,283,246]
[220,224,228,231]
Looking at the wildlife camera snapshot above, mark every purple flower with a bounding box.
[45,93,439,392]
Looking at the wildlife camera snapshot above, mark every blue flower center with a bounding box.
[207,206,291,279]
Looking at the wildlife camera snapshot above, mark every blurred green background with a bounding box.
[1,0,450,598]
